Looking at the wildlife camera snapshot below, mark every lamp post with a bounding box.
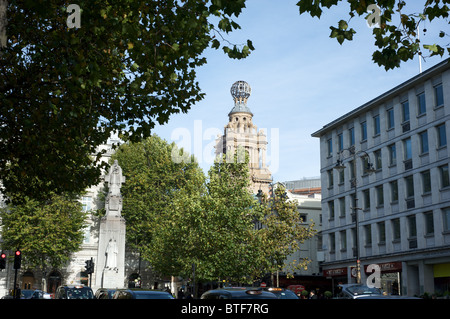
[333,145,375,284]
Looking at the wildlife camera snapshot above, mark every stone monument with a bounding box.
[95,160,126,289]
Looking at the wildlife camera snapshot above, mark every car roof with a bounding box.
[202,287,277,299]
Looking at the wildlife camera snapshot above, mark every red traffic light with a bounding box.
[0,253,5,259]
[15,250,21,256]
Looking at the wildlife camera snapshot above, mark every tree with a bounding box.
[0,0,254,203]
[110,135,206,263]
[0,193,87,270]
[297,0,450,70]
[254,184,317,278]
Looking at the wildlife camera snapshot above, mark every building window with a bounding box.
[340,230,347,251]
[440,164,450,188]
[349,160,355,180]
[392,218,401,241]
[339,197,346,217]
[329,233,336,253]
[405,175,415,198]
[417,92,426,115]
[421,170,431,194]
[424,211,434,235]
[376,185,384,207]
[435,83,444,107]
[390,180,399,202]
[364,225,372,245]
[363,189,370,210]
[387,108,395,130]
[361,121,367,141]
[328,201,335,220]
[374,149,382,170]
[327,169,334,188]
[81,196,92,212]
[338,133,344,151]
[349,127,355,146]
[402,100,410,122]
[378,222,386,243]
[408,215,417,238]
[338,168,345,184]
[327,138,333,156]
[443,208,450,232]
[404,138,412,160]
[437,123,447,148]
[419,130,429,154]
[373,115,380,135]
[388,143,396,166]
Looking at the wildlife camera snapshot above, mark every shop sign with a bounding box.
[364,262,402,274]
[323,267,347,277]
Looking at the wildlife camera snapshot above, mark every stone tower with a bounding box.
[215,81,272,194]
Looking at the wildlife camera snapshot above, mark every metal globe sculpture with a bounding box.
[230,80,251,104]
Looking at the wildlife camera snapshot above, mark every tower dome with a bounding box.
[229,80,253,115]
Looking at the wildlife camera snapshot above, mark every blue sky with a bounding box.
[153,0,447,183]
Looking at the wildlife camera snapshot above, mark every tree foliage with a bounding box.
[297,0,450,70]
[254,184,317,277]
[0,193,87,269]
[113,140,316,283]
[0,0,253,203]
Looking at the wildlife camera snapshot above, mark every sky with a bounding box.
[152,0,448,183]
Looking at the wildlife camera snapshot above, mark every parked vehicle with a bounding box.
[201,287,277,299]
[55,284,95,299]
[112,288,174,299]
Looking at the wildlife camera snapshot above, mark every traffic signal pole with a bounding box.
[13,250,21,299]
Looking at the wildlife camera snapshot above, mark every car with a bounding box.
[95,288,117,299]
[263,287,299,299]
[55,284,95,299]
[335,284,421,299]
[21,289,46,299]
[112,288,175,299]
[200,287,278,300]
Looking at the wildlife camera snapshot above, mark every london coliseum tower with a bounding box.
[215,81,272,195]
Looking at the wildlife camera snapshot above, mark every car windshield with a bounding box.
[66,287,94,299]
[21,290,34,298]
[346,285,382,296]
[134,292,173,299]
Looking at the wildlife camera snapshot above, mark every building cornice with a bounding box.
[311,58,450,138]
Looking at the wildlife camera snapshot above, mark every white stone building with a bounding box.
[312,58,450,297]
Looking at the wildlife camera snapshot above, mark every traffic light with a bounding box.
[0,252,6,270]
[89,259,95,274]
[13,250,21,270]
[85,258,94,274]
[85,259,90,273]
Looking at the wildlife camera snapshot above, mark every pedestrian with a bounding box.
[309,290,317,299]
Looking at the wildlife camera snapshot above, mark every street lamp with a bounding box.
[333,146,375,284]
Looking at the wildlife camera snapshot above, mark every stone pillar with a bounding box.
[95,160,127,289]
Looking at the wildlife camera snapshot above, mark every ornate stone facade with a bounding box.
[215,81,272,194]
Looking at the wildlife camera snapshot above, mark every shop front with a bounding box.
[363,261,402,295]
[434,263,450,295]
[323,267,348,295]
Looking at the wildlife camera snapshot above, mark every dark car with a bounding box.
[95,288,117,299]
[21,289,46,299]
[55,285,95,299]
[201,287,277,299]
[112,288,175,299]
[263,287,299,299]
